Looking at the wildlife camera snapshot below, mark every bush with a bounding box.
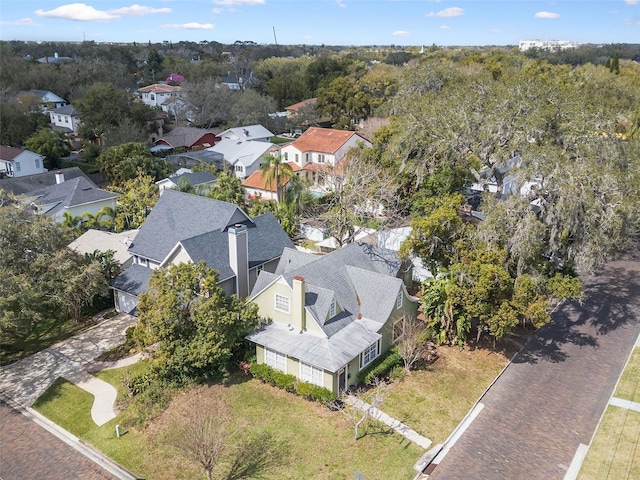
[249,363,336,405]
[295,382,335,403]
[389,365,406,382]
[359,348,402,385]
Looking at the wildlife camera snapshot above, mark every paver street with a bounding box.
[428,257,640,480]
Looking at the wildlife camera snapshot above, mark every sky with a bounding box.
[0,1,639,46]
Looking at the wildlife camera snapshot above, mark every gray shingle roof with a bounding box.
[110,264,152,296]
[171,170,216,187]
[0,167,90,195]
[129,189,254,262]
[29,177,118,216]
[51,105,80,116]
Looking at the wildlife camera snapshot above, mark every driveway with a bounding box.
[427,256,640,480]
[0,313,137,407]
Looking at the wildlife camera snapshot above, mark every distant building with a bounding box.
[519,40,580,52]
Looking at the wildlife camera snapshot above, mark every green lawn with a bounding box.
[32,345,511,480]
[578,348,640,479]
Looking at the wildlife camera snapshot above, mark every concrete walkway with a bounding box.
[0,313,137,410]
[345,395,433,449]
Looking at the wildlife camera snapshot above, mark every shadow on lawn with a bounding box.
[514,256,640,365]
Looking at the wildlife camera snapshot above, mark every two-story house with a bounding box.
[0,146,46,178]
[136,84,182,109]
[110,189,294,314]
[17,90,68,113]
[50,105,82,135]
[246,243,418,395]
[279,127,371,193]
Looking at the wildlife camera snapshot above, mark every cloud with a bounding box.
[392,30,410,37]
[624,17,640,25]
[534,11,560,19]
[35,3,171,21]
[109,5,171,16]
[162,22,214,29]
[0,17,38,26]
[211,7,224,13]
[488,28,501,33]
[211,0,265,5]
[336,0,346,7]
[436,7,464,17]
[35,4,119,21]
[439,25,450,29]
[625,0,639,5]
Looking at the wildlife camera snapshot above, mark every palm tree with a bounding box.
[260,154,294,203]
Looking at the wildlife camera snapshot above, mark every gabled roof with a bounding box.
[0,146,28,161]
[242,164,301,192]
[208,138,276,168]
[28,177,118,216]
[0,167,90,195]
[128,189,255,262]
[285,98,317,113]
[156,127,218,149]
[51,105,81,116]
[17,90,66,104]
[169,170,217,187]
[136,84,181,94]
[69,229,138,266]
[287,127,366,154]
[218,125,274,142]
[110,264,153,296]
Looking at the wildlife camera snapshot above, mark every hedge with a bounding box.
[249,363,336,404]
[358,348,402,385]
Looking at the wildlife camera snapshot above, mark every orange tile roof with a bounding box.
[242,163,301,192]
[137,84,181,94]
[290,127,362,154]
[285,98,317,113]
[303,157,350,176]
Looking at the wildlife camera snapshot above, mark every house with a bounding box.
[69,229,139,269]
[0,146,46,178]
[285,98,317,120]
[220,71,254,91]
[279,127,371,192]
[246,242,418,394]
[37,53,73,64]
[242,163,302,201]
[156,169,217,194]
[136,84,182,109]
[165,149,225,170]
[16,90,68,112]
[50,105,82,135]
[207,125,277,179]
[27,173,119,222]
[110,189,294,314]
[154,127,220,151]
[470,156,540,198]
[0,166,89,195]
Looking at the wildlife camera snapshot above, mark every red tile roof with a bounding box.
[285,98,317,113]
[242,163,301,192]
[137,84,181,94]
[289,127,362,154]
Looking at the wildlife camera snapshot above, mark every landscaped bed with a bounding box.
[31,344,514,479]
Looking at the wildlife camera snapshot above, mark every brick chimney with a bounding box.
[55,171,65,184]
[292,276,306,333]
[228,224,249,298]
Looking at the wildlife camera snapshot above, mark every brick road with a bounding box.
[428,257,640,480]
[0,400,118,480]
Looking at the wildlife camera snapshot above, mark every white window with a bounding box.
[360,340,381,370]
[284,152,288,161]
[235,165,243,172]
[329,299,336,318]
[396,291,403,309]
[295,153,299,163]
[300,362,324,387]
[265,347,287,372]
[275,294,290,313]
[318,154,325,163]
[57,115,62,122]
[15,162,21,172]
[35,159,40,169]
[65,116,69,123]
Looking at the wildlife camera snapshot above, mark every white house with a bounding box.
[136,84,182,108]
[17,90,67,112]
[0,146,46,178]
[50,105,82,135]
[69,229,138,269]
[279,127,371,192]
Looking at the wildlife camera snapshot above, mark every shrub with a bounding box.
[389,365,406,382]
[271,371,297,392]
[250,363,336,405]
[359,348,402,385]
[295,382,335,403]
[249,363,273,382]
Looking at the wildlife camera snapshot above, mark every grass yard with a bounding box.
[31,344,514,480]
[383,345,512,444]
[578,348,640,479]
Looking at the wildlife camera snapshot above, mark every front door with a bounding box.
[338,367,347,394]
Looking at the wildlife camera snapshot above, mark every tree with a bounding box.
[0,101,47,146]
[97,142,173,185]
[229,89,277,128]
[182,79,234,128]
[112,174,159,231]
[397,315,431,374]
[25,128,68,168]
[134,262,260,383]
[206,168,246,208]
[259,154,294,203]
[341,377,388,441]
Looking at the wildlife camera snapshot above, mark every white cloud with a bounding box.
[625,0,639,5]
[0,17,38,26]
[35,4,118,21]
[439,25,450,29]
[624,17,640,25]
[211,7,224,14]
[392,30,410,37]
[426,12,435,17]
[35,3,171,21]
[211,0,265,5]
[436,7,464,17]
[162,22,214,29]
[488,28,501,33]
[336,0,347,8]
[109,5,171,16]
[534,11,560,19]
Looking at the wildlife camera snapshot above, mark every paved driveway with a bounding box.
[0,313,137,407]
[427,257,640,480]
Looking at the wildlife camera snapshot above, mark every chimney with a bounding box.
[55,171,65,184]
[228,224,249,299]
[292,276,306,332]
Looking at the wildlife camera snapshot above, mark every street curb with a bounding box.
[1,394,140,480]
